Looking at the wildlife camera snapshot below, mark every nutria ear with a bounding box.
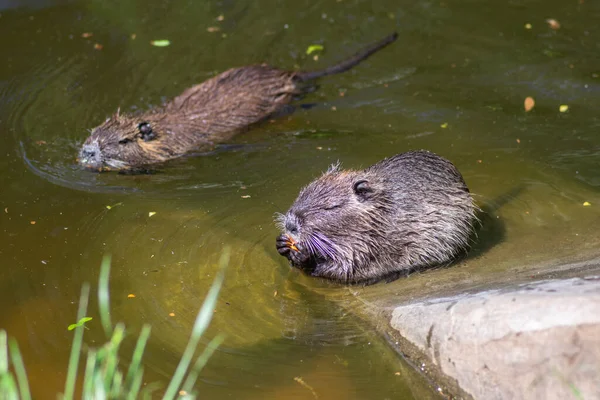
[138,122,156,141]
[353,180,373,196]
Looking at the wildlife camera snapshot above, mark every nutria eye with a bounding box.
[353,180,372,196]
[138,122,155,142]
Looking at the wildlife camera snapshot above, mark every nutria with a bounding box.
[78,32,398,171]
[275,150,477,284]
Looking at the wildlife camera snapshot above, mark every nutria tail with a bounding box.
[295,32,398,82]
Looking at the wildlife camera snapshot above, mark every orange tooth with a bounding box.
[286,235,299,252]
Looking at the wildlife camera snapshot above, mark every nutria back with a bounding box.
[78,33,398,171]
[275,150,477,284]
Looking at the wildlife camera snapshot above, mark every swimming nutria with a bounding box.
[275,151,477,284]
[78,33,398,171]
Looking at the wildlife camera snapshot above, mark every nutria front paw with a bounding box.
[276,234,292,257]
[275,235,311,266]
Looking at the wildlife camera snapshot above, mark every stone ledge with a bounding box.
[390,276,600,400]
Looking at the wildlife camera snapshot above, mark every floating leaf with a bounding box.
[440,122,448,128]
[306,44,324,55]
[524,96,535,112]
[524,23,532,29]
[150,40,171,47]
[559,104,569,113]
[148,211,157,217]
[68,317,93,331]
[546,19,561,30]
[583,202,591,206]
[105,202,123,210]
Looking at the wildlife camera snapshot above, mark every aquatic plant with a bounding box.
[0,248,228,399]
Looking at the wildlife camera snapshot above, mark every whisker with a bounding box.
[273,212,286,230]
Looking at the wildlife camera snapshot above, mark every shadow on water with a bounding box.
[467,184,527,260]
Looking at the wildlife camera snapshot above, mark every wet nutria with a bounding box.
[78,33,398,171]
[275,150,477,284]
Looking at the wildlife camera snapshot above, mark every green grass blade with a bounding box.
[110,370,123,397]
[124,324,151,391]
[93,373,106,399]
[8,338,31,400]
[125,365,144,400]
[181,334,225,394]
[98,254,113,338]
[0,374,18,400]
[103,323,125,391]
[63,283,90,400]
[81,348,97,398]
[162,247,229,400]
[0,331,8,373]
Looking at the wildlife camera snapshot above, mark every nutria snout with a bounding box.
[79,33,398,171]
[275,150,478,284]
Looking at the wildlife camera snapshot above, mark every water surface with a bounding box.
[1,0,599,398]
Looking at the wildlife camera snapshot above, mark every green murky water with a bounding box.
[1,0,599,398]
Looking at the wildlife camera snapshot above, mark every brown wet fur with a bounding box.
[79,33,398,171]
[275,151,478,284]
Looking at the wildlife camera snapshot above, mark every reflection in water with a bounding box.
[1,0,600,398]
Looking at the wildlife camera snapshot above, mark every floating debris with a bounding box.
[524,23,532,29]
[241,195,251,199]
[148,211,157,217]
[81,32,93,38]
[127,294,136,298]
[68,317,92,331]
[583,202,591,206]
[150,39,170,47]
[440,122,448,128]
[306,44,324,55]
[546,19,561,30]
[105,202,123,210]
[93,43,103,50]
[294,377,318,399]
[207,26,220,33]
[559,104,569,113]
[524,96,535,112]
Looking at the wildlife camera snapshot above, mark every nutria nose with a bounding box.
[79,142,102,168]
[81,148,96,158]
[285,220,299,234]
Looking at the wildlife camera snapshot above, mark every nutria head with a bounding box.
[276,151,477,283]
[78,113,175,171]
[276,163,395,282]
